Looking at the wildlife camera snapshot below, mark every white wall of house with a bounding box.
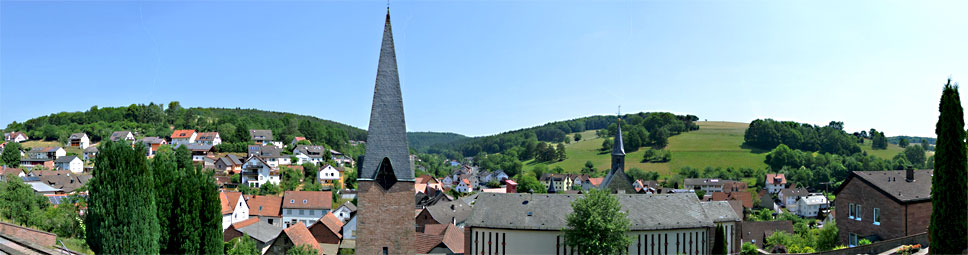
[222,214,233,230]
[263,157,291,168]
[72,136,90,149]
[282,208,329,228]
[456,181,473,193]
[57,158,84,173]
[232,196,250,225]
[318,165,340,183]
[241,159,279,188]
[171,134,197,147]
[767,182,784,194]
[467,227,712,255]
[334,206,353,222]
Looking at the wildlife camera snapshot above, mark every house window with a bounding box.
[268,219,274,224]
[856,205,862,221]
[300,209,304,215]
[849,233,858,247]
[382,247,388,255]
[848,203,855,219]
[873,208,880,225]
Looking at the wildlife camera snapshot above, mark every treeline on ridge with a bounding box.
[744,119,862,155]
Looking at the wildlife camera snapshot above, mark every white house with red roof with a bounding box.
[4,132,28,143]
[456,178,473,193]
[195,132,221,146]
[220,191,250,230]
[170,129,197,146]
[281,191,333,228]
[766,173,787,194]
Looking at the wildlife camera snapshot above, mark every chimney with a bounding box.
[906,166,915,182]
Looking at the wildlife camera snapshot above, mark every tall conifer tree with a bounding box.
[930,79,968,254]
[86,141,160,254]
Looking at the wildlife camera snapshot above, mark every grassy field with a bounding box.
[20,140,84,156]
[859,138,905,160]
[530,121,768,178]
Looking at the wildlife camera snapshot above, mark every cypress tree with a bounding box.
[712,225,728,255]
[930,79,968,254]
[86,141,160,254]
[152,147,178,253]
[199,169,225,254]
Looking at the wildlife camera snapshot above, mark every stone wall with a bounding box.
[356,180,416,255]
[0,222,57,247]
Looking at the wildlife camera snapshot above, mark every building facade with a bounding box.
[834,169,932,247]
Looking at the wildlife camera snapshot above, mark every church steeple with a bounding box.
[600,117,635,193]
[360,11,413,182]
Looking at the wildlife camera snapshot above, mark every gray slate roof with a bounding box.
[612,120,625,156]
[83,146,98,153]
[250,130,273,141]
[834,170,933,204]
[69,133,87,140]
[109,131,132,141]
[53,156,79,163]
[425,200,472,225]
[467,193,716,231]
[237,221,283,243]
[360,13,412,181]
[174,143,213,151]
[700,201,742,222]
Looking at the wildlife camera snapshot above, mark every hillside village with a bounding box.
[0,6,957,255]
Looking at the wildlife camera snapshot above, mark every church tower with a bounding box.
[600,118,636,193]
[355,10,416,255]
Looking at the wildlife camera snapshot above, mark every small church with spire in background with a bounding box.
[599,116,637,193]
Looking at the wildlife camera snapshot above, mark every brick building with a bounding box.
[833,169,932,247]
[355,10,416,255]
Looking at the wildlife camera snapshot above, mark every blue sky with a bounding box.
[2,0,967,137]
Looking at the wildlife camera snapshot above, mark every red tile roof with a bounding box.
[441,224,464,253]
[282,191,332,210]
[711,191,754,208]
[588,177,604,187]
[415,223,463,254]
[767,174,787,185]
[415,232,444,254]
[220,191,243,215]
[171,129,196,139]
[232,217,260,229]
[1,166,23,177]
[316,212,344,240]
[283,222,321,254]
[245,195,282,217]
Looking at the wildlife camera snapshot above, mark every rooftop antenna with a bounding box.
[387,0,390,10]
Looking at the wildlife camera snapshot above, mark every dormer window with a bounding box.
[290,199,295,204]
[303,199,308,204]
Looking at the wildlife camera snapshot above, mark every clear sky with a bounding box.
[2,0,966,137]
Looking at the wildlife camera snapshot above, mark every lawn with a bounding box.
[859,138,905,160]
[20,140,84,156]
[533,121,768,178]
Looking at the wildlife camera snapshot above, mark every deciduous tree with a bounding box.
[564,188,631,255]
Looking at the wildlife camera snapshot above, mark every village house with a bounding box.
[245,195,284,227]
[241,156,280,188]
[342,216,357,242]
[68,133,90,149]
[455,178,473,193]
[215,155,244,174]
[317,164,342,187]
[416,223,464,255]
[195,132,222,146]
[766,173,787,194]
[415,175,444,195]
[28,147,65,160]
[29,170,92,194]
[684,178,745,193]
[170,129,197,146]
[139,137,168,157]
[4,132,28,143]
[795,193,829,218]
[220,191,250,230]
[290,137,308,147]
[332,201,356,223]
[834,169,932,247]
[20,159,54,170]
[249,145,290,167]
[710,190,754,210]
[83,146,98,161]
[779,186,809,210]
[223,218,282,255]
[23,176,63,195]
[415,200,471,232]
[0,166,25,181]
[250,130,274,146]
[281,191,332,228]
[268,222,322,255]
[54,156,83,173]
[584,177,603,190]
[109,131,135,142]
[308,212,343,246]
[465,193,741,254]
[481,170,509,184]
[740,221,795,248]
[540,174,573,192]
[174,143,214,162]
[293,145,327,165]
[633,179,660,193]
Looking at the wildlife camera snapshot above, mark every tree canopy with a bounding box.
[563,188,631,254]
[929,79,968,254]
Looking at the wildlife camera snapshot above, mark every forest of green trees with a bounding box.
[3,102,364,151]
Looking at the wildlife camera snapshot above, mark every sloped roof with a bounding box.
[425,200,472,225]
[53,156,79,163]
[338,201,357,213]
[173,143,213,152]
[467,193,715,231]
[196,132,219,141]
[360,12,413,182]
[780,187,808,199]
[315,212,344,240]
[711,191,753,208]
[69,133,87,140]
[588,177,603,187]
[31,147,62,153]
[295,145,327,155]
[232,217,260,229]
[220,191,243,215]
[767,173,786,185]
[83,146,99,153]
[282,191,332,209]
[139,137,167,145]
[249,130,273,140]
[415,232,444,254]
[171,130,196,139]
[834,170,933,203]
[612,120,625,155]
[0,166,23,176]
[245,195,282,217]
[741,221,794,248]
[283,222,320,253]
[109,131,132,141]
[440,223,464,253]
[237,220,283,243]
[700,201,742,222]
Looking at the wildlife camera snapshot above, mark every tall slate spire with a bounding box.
[612,119,626,156]
[601,118,635,193]
[360,11,413,182]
